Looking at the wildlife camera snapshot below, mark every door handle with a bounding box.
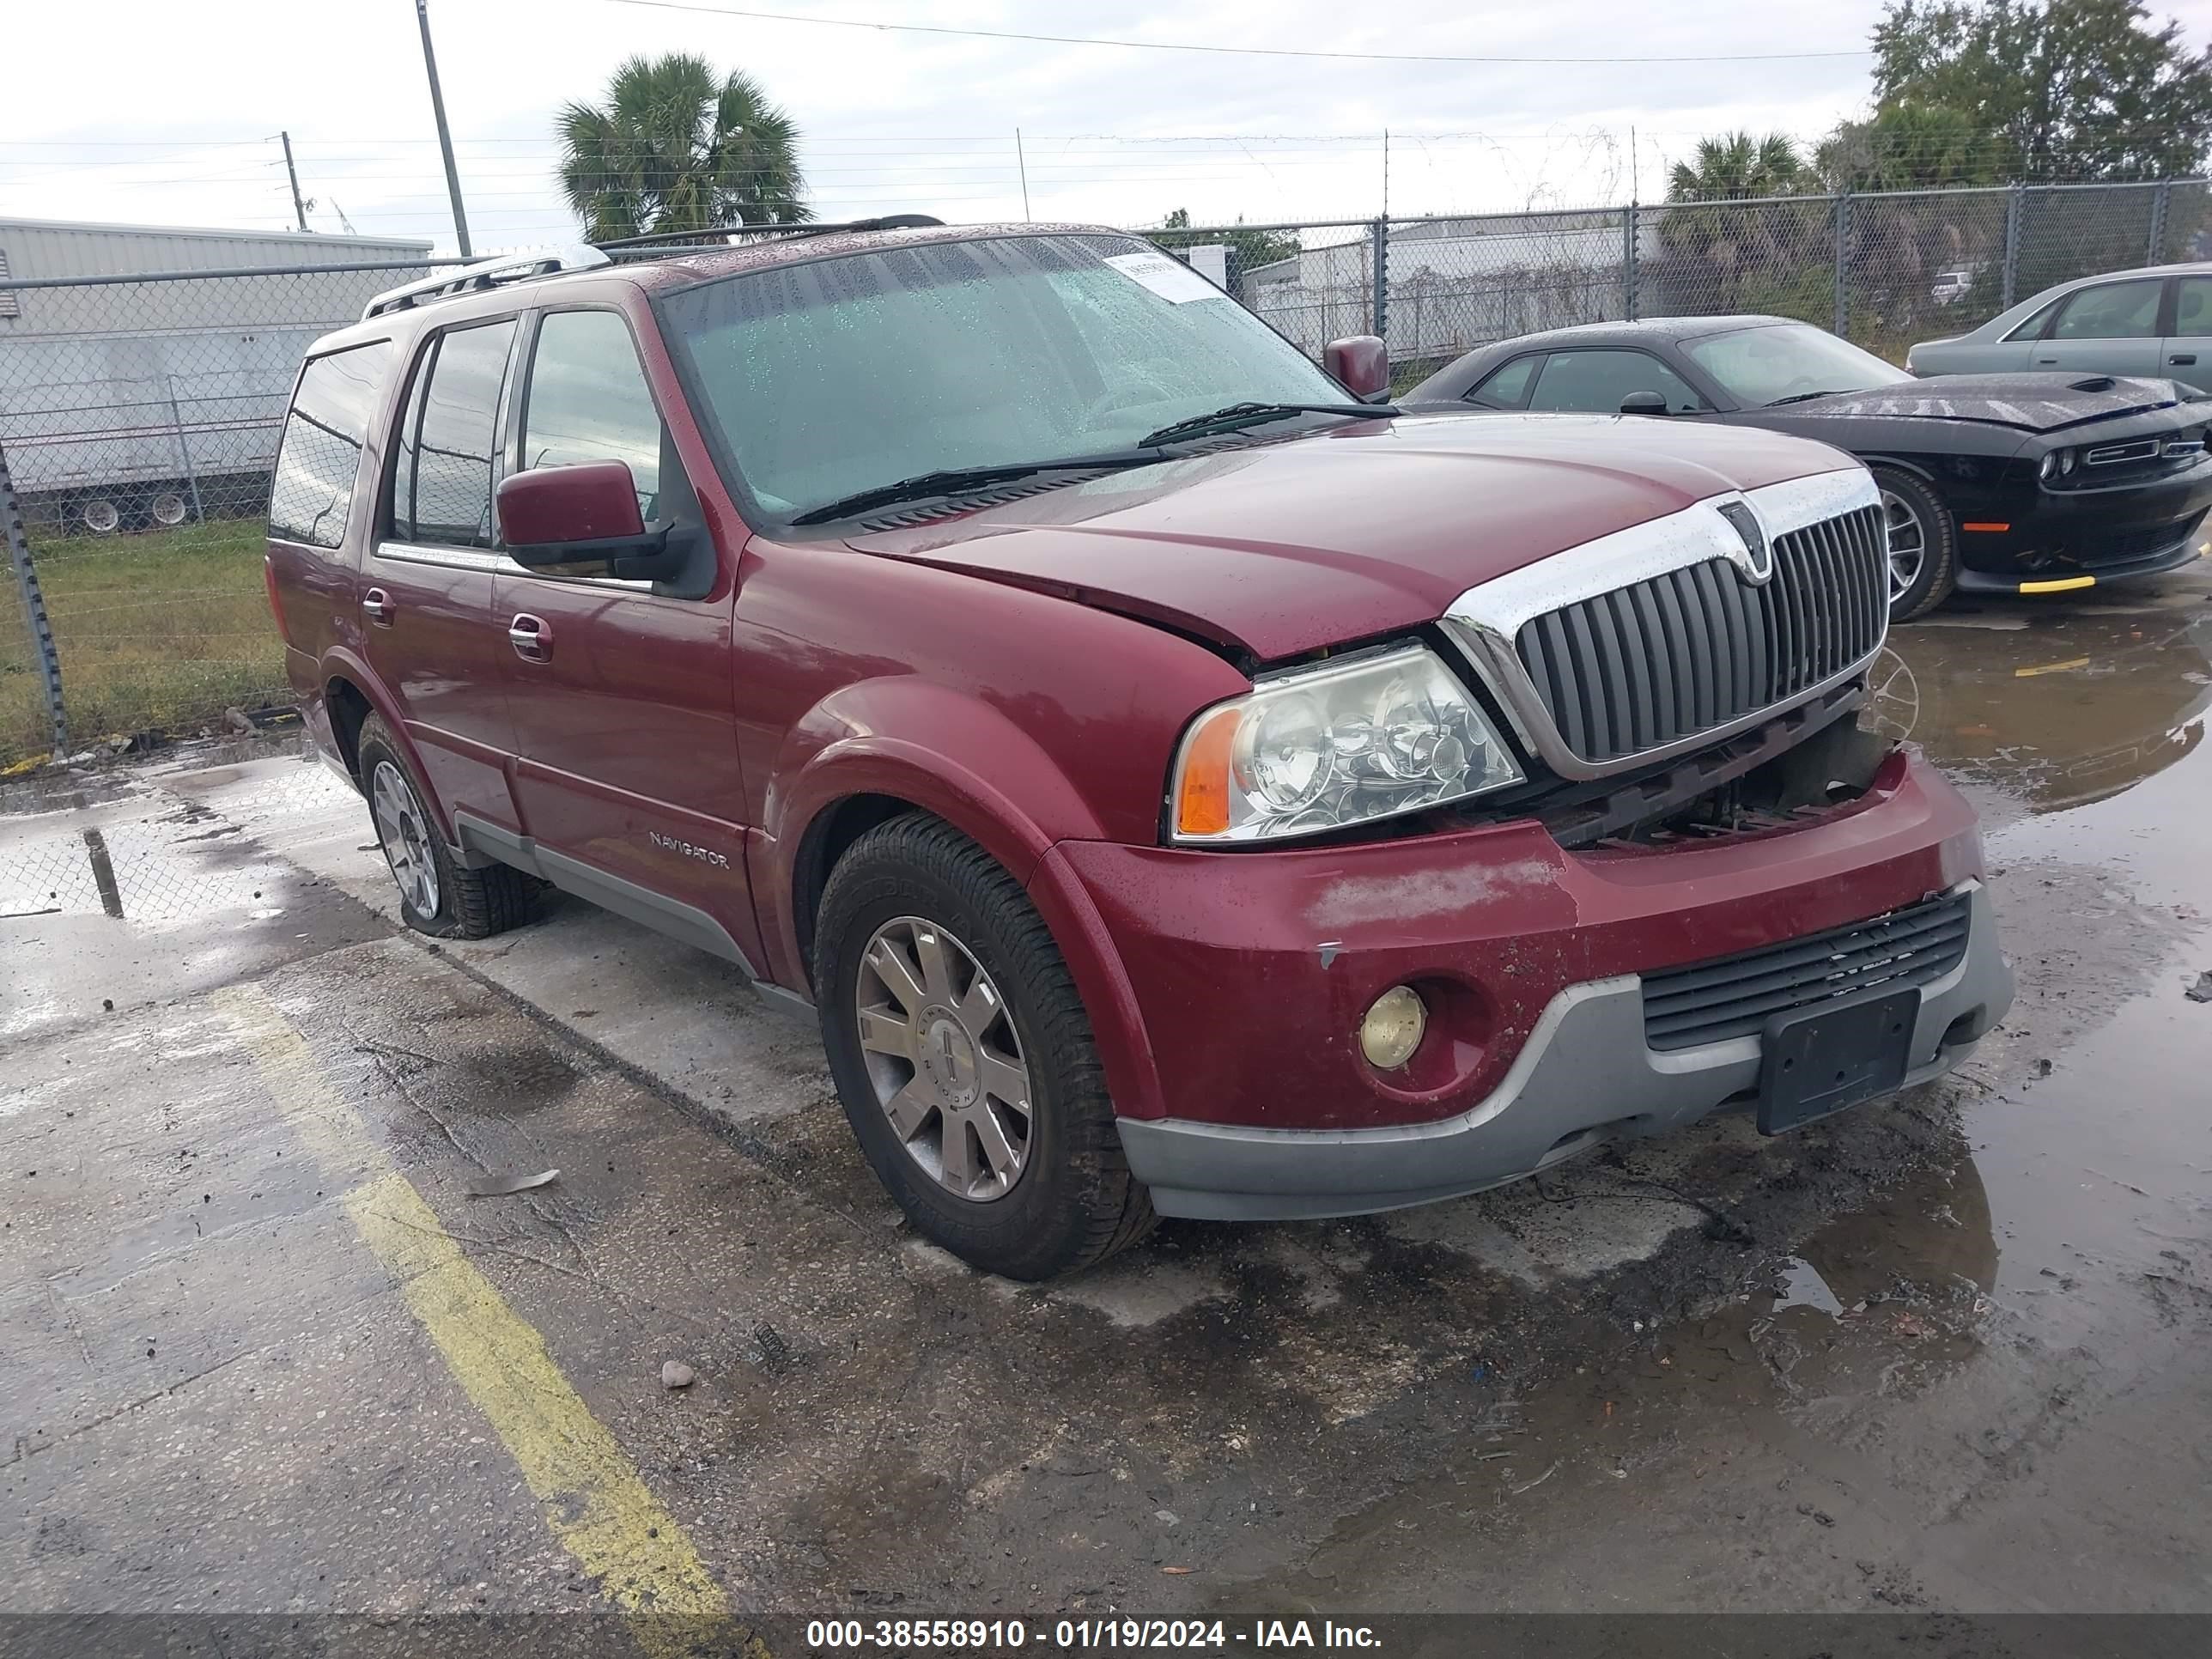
[361,587,394,627]
[2172,353,2197,366]
[507,613,552,662]
[2035,356,2057,365]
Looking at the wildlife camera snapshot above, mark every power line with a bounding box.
[594,0,1874,64]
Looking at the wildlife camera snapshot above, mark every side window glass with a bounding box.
[403,319,516,547]
[1468,356,1538,408]
[519,310,668,522]
[2050,279,2162,341]
[2002,296,2063,342]
[2173,276,2212,338]
[268,339,395,548]
[1529,349,1706,414]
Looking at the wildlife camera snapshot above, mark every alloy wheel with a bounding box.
[854,915,1033,1203]
[370,758,440,919]
[1881,487,1928,602]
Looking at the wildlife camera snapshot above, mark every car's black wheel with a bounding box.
[815,811,1157,1280]
[356,714,536,939]
[1873,466,1957,623]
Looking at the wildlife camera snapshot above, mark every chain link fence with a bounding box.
[1,258,464,769]
[3,179,2209,778]
[1188,178,2209,386]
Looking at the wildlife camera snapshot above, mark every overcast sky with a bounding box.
[7,0,2211,253]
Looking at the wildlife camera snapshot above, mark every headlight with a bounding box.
[1169,642,1523,843]
[2040,447,2076,482]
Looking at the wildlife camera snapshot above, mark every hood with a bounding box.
[844,413,1853,661]
[1782,372,2187,433]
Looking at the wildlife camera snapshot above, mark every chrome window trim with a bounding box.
[370,539,655,592]
[1440,468,1886,781]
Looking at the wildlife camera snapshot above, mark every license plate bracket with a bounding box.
[1757,988,1918,1135]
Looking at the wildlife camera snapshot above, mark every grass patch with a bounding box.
[1,517,285,767]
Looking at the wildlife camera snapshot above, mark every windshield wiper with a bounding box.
[1763,389,1851,408]
[1137,400,1398,447]
[788,451,1158,526]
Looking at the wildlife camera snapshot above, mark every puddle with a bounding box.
[1768,1255,1844,1316]
[1878,601,2212,824]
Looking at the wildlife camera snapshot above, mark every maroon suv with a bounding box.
[264,222,2011,1279]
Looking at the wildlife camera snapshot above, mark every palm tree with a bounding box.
[1667,131,1806,203]
[1656,132,1820,317]
[558,53,809,240]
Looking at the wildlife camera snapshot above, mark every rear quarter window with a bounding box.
[269,340,396,548]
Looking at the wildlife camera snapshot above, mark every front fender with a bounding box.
[757,677,1168,1122]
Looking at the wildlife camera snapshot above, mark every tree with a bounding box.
[1665,132,1808,203]
[1150,208,1302,276]
[558,53,809,240]
[1870,0,2212,180]
[1656,134,1826,319]
[1815,102,1998,191]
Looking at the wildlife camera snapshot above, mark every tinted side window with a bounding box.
[269,340,395,548]
[2051,279,2162,341]
[1528,349,1705,414]
[520,311,667,520]
[398,320,516,547]
[1468,356,1538,408]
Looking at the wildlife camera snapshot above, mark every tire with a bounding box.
[356,714,537,939]
[815,812,1157,1280]
[1873,465,1957,624]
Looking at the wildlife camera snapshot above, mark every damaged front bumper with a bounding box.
[1115,882,2010,1220]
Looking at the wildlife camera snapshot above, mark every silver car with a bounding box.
[1907,262,2212,384]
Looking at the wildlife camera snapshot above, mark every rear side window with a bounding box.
[268,340,395,548]
[2002,296,2063,342]
[1468,356,1538,408]
[392,319,518,547]
[520,310,667,521]
[2050,278,2163,341]
[1528,349,1706,415]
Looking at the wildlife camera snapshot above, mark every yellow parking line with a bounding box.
[2014,655,2093,678]
[2018,575,2096,593]
[215,985,762,1659]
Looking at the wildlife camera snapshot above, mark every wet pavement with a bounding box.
[2,568,2209,1637]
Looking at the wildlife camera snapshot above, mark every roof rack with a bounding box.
[361,245,611,319]
[592,215,945,255]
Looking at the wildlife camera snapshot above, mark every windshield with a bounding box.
[657,233,1346,521]
[1681,323,1912,407]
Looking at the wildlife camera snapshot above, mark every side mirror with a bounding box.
[1619,390,1670,416]
[1323,335,1391,402]
[496,461,677,578]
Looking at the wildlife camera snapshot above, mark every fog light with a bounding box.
[1359,986,1427,1071]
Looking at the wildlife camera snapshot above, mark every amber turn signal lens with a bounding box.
[1173,706,1242,838]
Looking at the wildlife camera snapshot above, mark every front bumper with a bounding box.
[1116,883,2010,1220]
[1954,460,2212,592]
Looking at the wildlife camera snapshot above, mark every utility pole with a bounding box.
[1382,129,1390,220]
[280,131,309,233]
[1016,129,1031,222]
[413,0,473,257]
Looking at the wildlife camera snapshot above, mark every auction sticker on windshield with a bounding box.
[1103,249,1221,303]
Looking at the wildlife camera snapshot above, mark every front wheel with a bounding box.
[1874,465,1958,623]
[815,813,1156,1279]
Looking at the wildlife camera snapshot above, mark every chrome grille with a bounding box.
[1642,891,1971,1051]
[1514,504,1887,766]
